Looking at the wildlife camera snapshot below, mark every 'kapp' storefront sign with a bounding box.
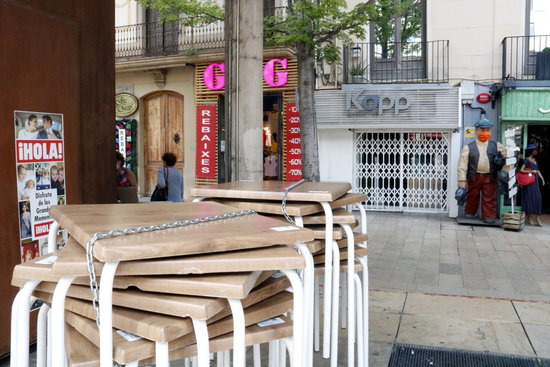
[203,58,289,90]
[14,110,67,263]
[195,105,217,179]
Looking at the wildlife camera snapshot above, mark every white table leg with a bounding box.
[228,298,245,367]
[12,280,40,367]
[330,241,340,367]
[354,273,364,367]
[155,341,169,367]
[282,337,294,367]
[320,202,333,359]
[294,241,314,367]
[253,344,261,367]
[281,269,304,367]
[357,256,369,363]
[99,261,120,367]
[47,221,60,254]
[342,224,356,367]
[37,303,49,367]
[51,276,76,367]
[314,274,320,352]
[47,308,52,367]
[192,318,210,367]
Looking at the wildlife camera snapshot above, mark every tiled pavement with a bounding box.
[368,212,550,302]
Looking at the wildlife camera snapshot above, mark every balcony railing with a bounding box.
[343,40,449,84]
[115,7,289,60]
[115,18,224,59]
[502,35,550,86]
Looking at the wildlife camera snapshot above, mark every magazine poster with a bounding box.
[14,111,67,262]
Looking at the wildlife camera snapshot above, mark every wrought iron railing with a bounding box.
[343,40,449,84]
[115,7,289,59]
[502,35,550,81]
[115,18,225,59]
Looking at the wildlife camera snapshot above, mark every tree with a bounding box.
[138,0,407,181]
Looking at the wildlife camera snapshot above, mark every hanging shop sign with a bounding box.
[285,102,302,181]
[115,93,139,117]
[196,105,217,179]
[115,119,138,172]
[14,110,66,262]
[203,58,289,90]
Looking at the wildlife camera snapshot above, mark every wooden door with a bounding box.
[143,91,184,195]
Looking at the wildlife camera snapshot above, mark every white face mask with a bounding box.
[116,163,121,170]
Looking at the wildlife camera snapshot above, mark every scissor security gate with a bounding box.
[354,131,450,213]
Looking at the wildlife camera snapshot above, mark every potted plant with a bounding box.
[535,47,550,80]
[349,62,367,83]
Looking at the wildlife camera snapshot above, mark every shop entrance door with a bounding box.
[527,125,550,212]
[143,91,184,195]
[354,131,450,213]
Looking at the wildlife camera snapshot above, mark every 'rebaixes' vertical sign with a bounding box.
[285,102,302,181]
[14,111,67,262]
[195,105,217,179]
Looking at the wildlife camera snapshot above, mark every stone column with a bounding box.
[225,0,263,181]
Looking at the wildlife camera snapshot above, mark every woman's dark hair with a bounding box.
[115,151,125,165]
[525,149,536,158]
[162,152,177,167]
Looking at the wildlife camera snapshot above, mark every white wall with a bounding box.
[318,129,354,184]
[428,0,526,84]
[116,67,197,199]
[115,0,141,27]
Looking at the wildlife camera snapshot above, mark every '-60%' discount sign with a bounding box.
[285,102,302,181]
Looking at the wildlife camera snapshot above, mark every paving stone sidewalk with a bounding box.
[367,212,550,302]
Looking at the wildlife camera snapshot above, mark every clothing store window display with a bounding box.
[520,144,546,226]
[457,117,507,224]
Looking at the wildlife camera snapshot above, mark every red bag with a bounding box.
[517,168,536,186]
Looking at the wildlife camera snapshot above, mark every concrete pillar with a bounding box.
[225,0,264,181]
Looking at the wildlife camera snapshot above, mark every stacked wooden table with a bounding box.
[11,201,314,367]
[190,181,369,367]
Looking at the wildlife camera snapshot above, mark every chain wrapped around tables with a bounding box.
[281,179,305,225]
[84,209,256,325]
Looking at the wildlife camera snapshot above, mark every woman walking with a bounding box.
[156,152,184,202]
[521,144,546,226]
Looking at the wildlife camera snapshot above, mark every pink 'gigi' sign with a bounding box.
[203,59,289,90]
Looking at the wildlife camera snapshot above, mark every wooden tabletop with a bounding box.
[49,201,313,262]
[190,181,351,202]
[50,238,305,277]
[209,192,368,217]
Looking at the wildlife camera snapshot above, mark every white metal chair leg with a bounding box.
[354,273,364,367]
[342,272,347,329]
[12,279,40,367]
[10,289,22,367]
[269,340,279,367]
[253,344,261,367]
[223,350,230,366]
[216,352,223,367]
[37,303,49,367]
[280,269,304,367]
[125,361,139,367]
[282,338,294,367]
[294,242,314,367]
[278,339,287,367]
[320,201,333,358]
[99,261,120,366]
[155,341,169,367]
[192,318,210,367]
[185,357,191,367]
[330,241,340,367]
[51,276,76,367]
[228,298,245,367]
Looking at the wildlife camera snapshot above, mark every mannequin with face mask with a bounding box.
[457,117,508,224]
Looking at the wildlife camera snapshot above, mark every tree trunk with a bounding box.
[296,41,320,182]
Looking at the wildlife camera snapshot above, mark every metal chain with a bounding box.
[85,209,256,326]
[281,179,305,224]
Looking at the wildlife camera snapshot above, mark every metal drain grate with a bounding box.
[388,344,550,367]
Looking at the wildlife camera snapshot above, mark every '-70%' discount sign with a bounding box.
[285,102,302,181]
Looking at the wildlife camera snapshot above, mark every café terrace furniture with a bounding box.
[189,181,368,366]
[11,201,314,367]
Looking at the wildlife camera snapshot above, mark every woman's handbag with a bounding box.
[151,169,168,201]
[516,168,536,186]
